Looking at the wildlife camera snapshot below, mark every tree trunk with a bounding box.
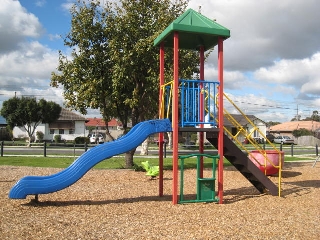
[105,128,115,141]
[125,149,136,168]
[140,138,149,155]
[27,135,32,147]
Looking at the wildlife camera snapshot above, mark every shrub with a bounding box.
[54,134,61,143]
[0,127,12,141]
[74,136,89,144]
[36,131,44,142]
[190,133,198,143]
[292,128,313,138]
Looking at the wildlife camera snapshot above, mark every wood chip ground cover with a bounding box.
[0,162,319,239]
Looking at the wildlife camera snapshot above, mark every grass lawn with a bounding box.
[0,155,310,170]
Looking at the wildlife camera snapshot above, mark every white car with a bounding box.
[89,133,104,144]
[273,135,294,144]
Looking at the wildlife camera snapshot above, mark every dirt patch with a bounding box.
[0,162,319,239]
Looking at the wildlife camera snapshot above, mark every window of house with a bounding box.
[69,129,74,134]
[49,129,55,134]
[59,129,64,134]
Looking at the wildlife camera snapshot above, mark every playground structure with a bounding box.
[153,8,283,204]
[9,9,283,204]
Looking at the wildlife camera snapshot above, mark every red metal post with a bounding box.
[172,32,179,204]
[158,42,165,196]
[217,37,224,204]
[199,46,205,178]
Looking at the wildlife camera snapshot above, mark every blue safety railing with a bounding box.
[163,79,219,127]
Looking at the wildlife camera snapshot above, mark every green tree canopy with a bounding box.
[51,0,202,167]
[292,128,313,138]
[0,97,61,145]
[303,110,320,122]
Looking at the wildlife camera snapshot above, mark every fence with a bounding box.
[0,141,90,157]
[0,141,319,158]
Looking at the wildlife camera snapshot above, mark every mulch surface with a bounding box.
[0,162,319,239]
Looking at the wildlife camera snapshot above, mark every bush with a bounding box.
[54,134,61,143]
[36,131,44,142]
[190,133,198,143]
[292,128,313,138]
[74,136,89,144]
[0,127,12,141]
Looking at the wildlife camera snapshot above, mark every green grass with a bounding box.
[0,155,310,170]
[0,156,226,169]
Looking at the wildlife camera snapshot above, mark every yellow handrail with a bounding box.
[215,92,282,196]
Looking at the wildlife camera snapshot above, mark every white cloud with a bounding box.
[0,0,61,111]
[0,0,44,53]
[189,0,320,71]
[186,0,320,122]
[1,0,320,122]
[35,0,46,7]
[0,41,58,82]
[254,52,320,97]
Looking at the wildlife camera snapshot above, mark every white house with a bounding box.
[224,114,267,142]
[13,108,89,142]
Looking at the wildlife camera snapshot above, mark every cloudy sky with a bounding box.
[0,0,319,122]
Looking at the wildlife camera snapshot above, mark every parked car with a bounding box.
[88,133,104,144]
[253,137,264,144]
[273,135,294,144]
[266,134,275,143]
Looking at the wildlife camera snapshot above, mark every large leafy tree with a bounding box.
[51,0,200,167]
[0,97,62,146]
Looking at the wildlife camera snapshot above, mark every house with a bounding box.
[269,121,320,138]
[85,118,123,131]
[0,116,7,127]
[13,108,88,142]
[85,118,123,141]
[198,114,267,144]
[224,114,267,140]
[0,115,10,141]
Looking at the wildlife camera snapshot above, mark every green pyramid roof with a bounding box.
[154,8,230,50]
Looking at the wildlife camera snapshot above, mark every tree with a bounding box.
[266,121,281,127]
[51,0,201,168]
[0,97,62,146]
[292,128,313,138]
[304,110,320,122]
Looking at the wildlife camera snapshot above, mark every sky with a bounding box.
[0,0,320,123]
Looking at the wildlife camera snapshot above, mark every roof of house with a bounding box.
[85,118,121,127]
[269,121,320,132]
[58,108,87,121]
[224,114,265,127]
[0,116,7,125]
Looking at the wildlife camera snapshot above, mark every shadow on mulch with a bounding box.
[222,186,265,204]
[0,180,17,183]
[281,170,302,178]
[22,194,173,207]
[275,178,319,198]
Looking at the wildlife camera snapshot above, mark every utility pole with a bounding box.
[295,104,300,121]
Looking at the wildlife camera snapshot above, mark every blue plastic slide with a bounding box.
[9,119,172,199]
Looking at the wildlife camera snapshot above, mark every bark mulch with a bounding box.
[0,162,319,239]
